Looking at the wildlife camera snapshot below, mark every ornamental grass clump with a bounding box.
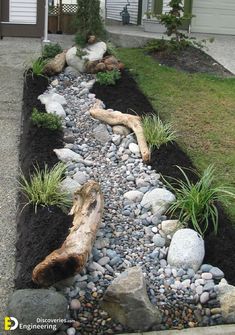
[165,165,235,237]
[19,163,71,213]
[142,114,177,151]
[31,58,47,77]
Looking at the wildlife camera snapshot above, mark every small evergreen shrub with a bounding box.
[31,108,62,131]
[74,0,105,46]
[106,42,118,58]
[42,43,63,59]
[96,70,121,86]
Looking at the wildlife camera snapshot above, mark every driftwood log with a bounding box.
[90,102,150,162]
[43,51,66,76]
[32,181,104,287]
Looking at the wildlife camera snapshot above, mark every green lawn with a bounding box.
[118,48,235,220]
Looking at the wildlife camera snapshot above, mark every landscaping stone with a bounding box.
[60,176,81,196]
[123,190,143,202]
[129,143,140,154]
[102,266,162,331]
[72,171,88,185]
[210,267,224,280]
[218,280,235,323]
[141,188,175,215]
[66,42,107,73]
[93,124,111,143]
[112,125,130,136]
[167,229,205,271]
[8,289,68,334]
[161,219,180,236]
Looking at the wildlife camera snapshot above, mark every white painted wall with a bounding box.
[9,0,37,24]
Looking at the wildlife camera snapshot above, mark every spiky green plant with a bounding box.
[31,58,47,77]
[165,165,235,236]
[142,114,177,151]
[19,163,71,213]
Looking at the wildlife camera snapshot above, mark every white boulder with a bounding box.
[167,229,205,272]
[38,93,67,106]
[53,148,83,163]
[124,190,143,203]
[141,188,175,215]
[66,42,107,73]
[46,102,66,117]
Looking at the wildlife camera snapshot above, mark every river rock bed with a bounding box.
[41,72,226,334]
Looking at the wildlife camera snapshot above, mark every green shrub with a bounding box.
[31,108,62,131]
[142,114,177,151]
[106,42,118,58]
[74,0,105,46]
[42,43,63,59]
[31,58,47,76]
[19,163,71,213]
[165,165,235,236]
[96,70,121,86]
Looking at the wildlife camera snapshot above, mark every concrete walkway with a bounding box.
[106,25,235,74]
[0,37,41,331]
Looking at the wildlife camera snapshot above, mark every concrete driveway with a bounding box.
[0,37,41,331]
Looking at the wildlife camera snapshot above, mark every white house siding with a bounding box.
[106,0,139,24]
[9,0,37,24]
[191,0,235,35]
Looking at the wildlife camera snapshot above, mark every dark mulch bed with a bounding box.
[92,70,235,285]
[151,45,233,77]
[16,73,73,289]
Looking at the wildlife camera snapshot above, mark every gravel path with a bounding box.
[38,70,227,334]
[0,37,41,330]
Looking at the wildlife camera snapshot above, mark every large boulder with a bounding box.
[217,279,235,323]
[140,188,175,215]
[66,42,107,73]
[167,228,205,271]
[102,266,162,331]
[8,289,68,335]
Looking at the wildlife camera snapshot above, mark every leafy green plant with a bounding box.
[74,0,105,46]
[31,58,47,77]
[42,43,63,59]
[19,163,71,213]
[31,108,62,131]
[165,165,235,236]
[142,114,177,151]
[157,0,191,44]
[96,70,121,86]
[76,47,88,59]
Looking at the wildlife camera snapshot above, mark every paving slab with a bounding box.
[0,37,41,333]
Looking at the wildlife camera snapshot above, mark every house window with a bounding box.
[9,0,37,24]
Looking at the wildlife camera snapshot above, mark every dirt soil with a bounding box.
[16,73,73,289]
[151,45,233,77]
[92,70,235,285]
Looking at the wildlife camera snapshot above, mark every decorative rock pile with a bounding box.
[9,67,235,335]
